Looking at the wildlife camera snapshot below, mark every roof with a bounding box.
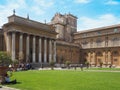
[75,24,120,34]
[56,40,79,47]
[4,15,56,34]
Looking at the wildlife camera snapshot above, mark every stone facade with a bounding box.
[1,13,120,67]
[56,40,80,64]
[74,24,120,66]
[2,14,57,65]
[50,13,80,64]
[50,13,77,42]
[0,29,5,51]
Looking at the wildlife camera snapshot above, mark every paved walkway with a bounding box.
[0,86,19,90]
[84,70,120,72]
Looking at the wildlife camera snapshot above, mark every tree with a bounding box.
[0,51,12,66]
[0,51,12,84]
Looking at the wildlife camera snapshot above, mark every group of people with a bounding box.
[17,63,32,71]
[9,63,32,71]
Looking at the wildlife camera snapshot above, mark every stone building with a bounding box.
[2,14,57,66]
[50,13,80,64]
[74,24,120,66]
[0,12,120,67]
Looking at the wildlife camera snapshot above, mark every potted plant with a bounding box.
[99,61,103,68]
[49,60,55,70]
[65,60,71,69]
[0,51,12,84]
[85,61,89,69]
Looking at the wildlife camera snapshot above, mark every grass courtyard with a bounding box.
[4,70,120,90]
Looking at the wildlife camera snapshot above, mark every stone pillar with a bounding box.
[32,36,36,63]
[88,52,91,63]
[6,33,10,52]
[26,35,30,62]
[39,37,42,63]
[19,33,23,54]
[105,52,108,64]
[49,39,52,63]
[93,52,96,65]
[103,51,106,63]
[108,51,111,64]
[44,38,47,63]
[12,32,15,61]
[54,41,56,62]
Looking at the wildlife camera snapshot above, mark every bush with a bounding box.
[0,51,12,66]
[85,61,89,69]
[65,61,71,69]
[49,61,55,70]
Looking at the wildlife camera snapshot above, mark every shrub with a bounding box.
[0,51,12,66]
[49,60,55,70]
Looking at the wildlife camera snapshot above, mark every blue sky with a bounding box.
[0,0,120,31]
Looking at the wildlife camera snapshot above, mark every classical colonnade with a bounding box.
[6,31,56,64]
[87,51,112,65]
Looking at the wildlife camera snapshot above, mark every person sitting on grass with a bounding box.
[4,72,16,84]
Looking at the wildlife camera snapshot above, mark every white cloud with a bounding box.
[75,0,91,4]
[0,0,26,27]
[78,14,120,31]
[105,0,119,5]
[33,0,54,7]
[0,0,55,27]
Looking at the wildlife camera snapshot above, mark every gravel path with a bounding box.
[0,86,19,90]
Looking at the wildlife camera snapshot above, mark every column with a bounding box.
[19,33,23,54]
[93,52,96,65]
[103,51,106,63]
[49,39,52,62]
[12,32,15,61]
[44,38,47,63]
[32,36,36,63]
[19,33,23,62]
[108,51,111,64]
[88,52,91,63]
[26,35,30,62]
[6,33,10,52]
[39,37,42,63]
[54,41,56,62]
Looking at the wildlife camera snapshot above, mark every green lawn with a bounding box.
[5,70,120,90]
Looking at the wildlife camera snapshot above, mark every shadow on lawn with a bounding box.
[16,82,22,84]
[2,81,22,85]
